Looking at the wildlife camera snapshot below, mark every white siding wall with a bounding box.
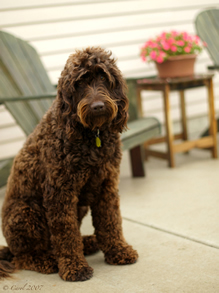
[0,0,219,159]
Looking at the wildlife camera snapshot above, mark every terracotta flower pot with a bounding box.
[155,54,197,78]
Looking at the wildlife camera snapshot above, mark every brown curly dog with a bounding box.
[0,47,138,281]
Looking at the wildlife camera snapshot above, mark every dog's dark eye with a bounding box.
[100,76,106,81]
[77,80,83,86]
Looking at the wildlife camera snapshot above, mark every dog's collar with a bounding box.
[95,129,101,147]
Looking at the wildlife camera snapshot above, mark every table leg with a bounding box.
[179,90,189,155]
[179,90,188,141]
[136,87,143,118]
[163,85,175,167]
[207,78,218,158]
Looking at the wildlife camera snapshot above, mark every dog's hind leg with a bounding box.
[2,201,58,274]
[82,235,99,256]
[12,251,58,274]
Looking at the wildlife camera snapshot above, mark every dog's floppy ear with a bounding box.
[57,69,77,112]
[56,70,79,136]
[110,71,129,133]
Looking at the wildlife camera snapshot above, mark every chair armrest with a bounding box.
[0,92,57,103]
[207,65,219,70]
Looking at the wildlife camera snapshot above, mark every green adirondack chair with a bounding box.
[195,8,219,136]
[0,30,57,187]
[0,31,161,186]
[0,30,56,134]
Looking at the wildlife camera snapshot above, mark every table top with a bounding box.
[136,73,214,91]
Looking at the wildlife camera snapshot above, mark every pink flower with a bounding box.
[151,43,158,48]
[140,30,204,65]
[170,45,177,52]
[162,41,170,50]
[161,32,167,39]
[176,40,185,46]
[184,46,191,53]
[156,55,164,63]
[150,51,157,60]
[167,38,174,45]
[146,40,157,48]
[156,51,166,63]
[171,30,178,37]
[182,32,189,41]
[203,41,207,47]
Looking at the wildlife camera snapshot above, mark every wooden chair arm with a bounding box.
[0,92,57,103]
[207,65,219,70]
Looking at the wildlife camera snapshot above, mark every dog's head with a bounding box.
[57,47,129,134]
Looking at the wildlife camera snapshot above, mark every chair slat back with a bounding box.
[126,78,140,122]
[0,63,39,134]
[195,9,219,66]
[0,31,55,135]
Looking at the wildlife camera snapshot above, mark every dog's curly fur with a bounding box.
[0,47,138,281]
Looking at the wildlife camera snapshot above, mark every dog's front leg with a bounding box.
[91,178,138,265]
[44,183,93,281]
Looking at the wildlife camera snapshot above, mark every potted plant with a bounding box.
[140,31,206,78]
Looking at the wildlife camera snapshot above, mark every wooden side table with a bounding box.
[136,74,218,167]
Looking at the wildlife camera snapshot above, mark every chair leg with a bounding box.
[163,85,175,168]
[207,78,218,158]
[129,145,145,177]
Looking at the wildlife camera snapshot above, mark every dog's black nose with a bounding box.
[91,101,105,112]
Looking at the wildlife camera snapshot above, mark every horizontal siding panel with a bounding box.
[1,0,219,11]
[0,125,26,143]
[0,1,186,27]
[0,139,26,160]
[0,108,17,127]
[3,8,201,41]
[0,107,26,161]
[1,0,219,28]
[32,23,194,55]
[41,45,145,71]
[0,0,103,10]
[0,105,5,113]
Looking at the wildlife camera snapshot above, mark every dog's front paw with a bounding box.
[105,244,138,265]
[58,257,93,282]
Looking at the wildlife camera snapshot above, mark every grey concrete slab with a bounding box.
[119,149,219,248]
[0,215,218,293]
[0,145,219,292]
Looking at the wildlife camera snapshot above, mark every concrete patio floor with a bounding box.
[0,147,219,293]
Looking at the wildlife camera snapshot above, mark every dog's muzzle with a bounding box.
[77,87,118,130]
